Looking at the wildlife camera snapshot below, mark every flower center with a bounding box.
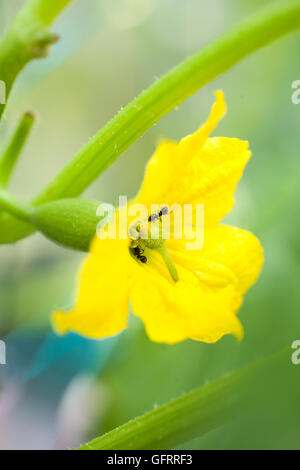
[129,206,178,282]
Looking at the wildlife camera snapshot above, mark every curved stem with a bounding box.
[78,348,290,450]
[37,0,300,201]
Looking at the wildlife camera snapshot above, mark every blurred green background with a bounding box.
[0,0,300,450]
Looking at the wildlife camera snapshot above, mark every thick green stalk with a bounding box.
[78,348,291,450]
[37,0,300,201]
[0,0,73,119]
[1,0,300,244]
[0,112,35,187]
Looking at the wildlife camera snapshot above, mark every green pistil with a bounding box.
[157,245,178,283]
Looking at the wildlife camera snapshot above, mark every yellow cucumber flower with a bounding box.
[53,91,263,344]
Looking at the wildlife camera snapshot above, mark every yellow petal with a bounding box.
[168,224,264,295]
[135,91,250,226]
[135,90,225,207]
[180,89,226,154]
[53,236,130,339]
[130,259,243,344]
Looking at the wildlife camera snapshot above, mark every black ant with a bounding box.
[131,207,169,264]
[148,206,168,222]
[133,245,147,263]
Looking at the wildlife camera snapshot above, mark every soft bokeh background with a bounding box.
[0,0,300,450]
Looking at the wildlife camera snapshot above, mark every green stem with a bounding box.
[0,0,73,119]
[78,348,291,450]
[1,0,300,244]
[37,0,300,201]
[0,112,35,187]
[157,246,178,282]
[0,188,32,222]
